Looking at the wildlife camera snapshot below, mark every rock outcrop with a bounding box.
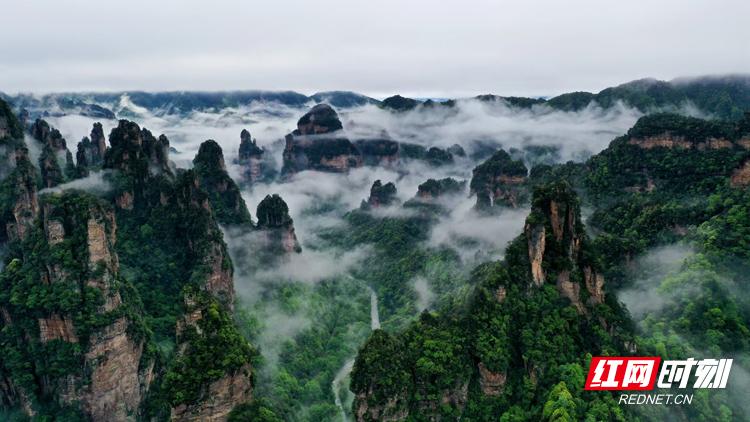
[255,194,301,255]
[362,180,398,209]
[0,99,24,141]
[523,182,606,311]
[354,136,400,167]
[282,104,362,175]
[168,296,255,422]
[413,177,466,202]
[470,149,528,210]
[351,182,626,421]
[381,95,420,112]
[193,140,253,225]
[104,119,173,209]
[30,119,75,188]
[237,129,265,184]
[0,193,151,421]
[76,122,107,176]
[2,148,40,242]
[730,159,750,187]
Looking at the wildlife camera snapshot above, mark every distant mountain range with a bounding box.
[2,74,749,120]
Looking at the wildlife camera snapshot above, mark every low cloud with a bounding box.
[617,244,694,320]
[39,170,112,195]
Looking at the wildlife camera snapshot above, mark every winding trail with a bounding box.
[332,280,381,421]
[368,286,381,329]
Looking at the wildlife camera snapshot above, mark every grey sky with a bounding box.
[1,0,748,97]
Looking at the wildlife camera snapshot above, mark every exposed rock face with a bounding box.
[169,171,237,309]
[628,134,737,150]
[30,119,75,188]
[470,149,528,210]
[80,317,145,421]
[522,182,606,312]
[398,143,457,166]
[193,140,252,226]
[104,120,172,178]
[731,159,750,187]
[355,137,400,166]
[296,103,343,135]
[171,363,253,422]
[38,314,78,343]
[354,391,409,422]
[238,129,264,184]
[363,180,398,209]
[86,210,122,312]
[477,362,506,396]
[351,182,630,421]
[282,104,362,175]
[526,225,546,287]
[1,195,151,421]
[76,123,107,175]
[104,120,173,208]
[4,148,39,241]
[0,99,23,141]
[169,295,254,421]
[255,194,301,254]
[414,177,466,202]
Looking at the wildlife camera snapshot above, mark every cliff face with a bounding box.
[470,149,528,210]
[355,137,400,167]
[588,113,750,196]
[237,129,265,184]
[362,180,398,209]
[0,109,257,419]
[104,119,173,209]
[523,182,605,312]
[255,194,301,255]
[2,148,40,242]
[0,193,151,421]
[76,122,107,176]
[282,104,363,175]
[412,178,466,203]
[168,297,254,422]
[193,139,252,226]
[30,119,75,188]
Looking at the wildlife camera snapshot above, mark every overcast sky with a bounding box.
[1,0,748,97]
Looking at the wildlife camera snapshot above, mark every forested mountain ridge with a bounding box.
[351,111,750,421]
[350,182,632,421]
[0,99,267,421]
[2,75,749,121]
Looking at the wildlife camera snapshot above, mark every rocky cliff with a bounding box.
[237,129,265,184]
[354,136,400,167]
[410,177,466,204]
[282,104,362,175]
[103,119,173,209]
[587,113,750,196]
[470,149,528,210]
[1,148,40,242]
[0,193,152,421]
[167,295,255,422]
[76,122,108,176]
[193,139,252,226]
[255,194,302,255]
[0,116,257,420]
[29,119,76,188]
[362,180,398,209]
